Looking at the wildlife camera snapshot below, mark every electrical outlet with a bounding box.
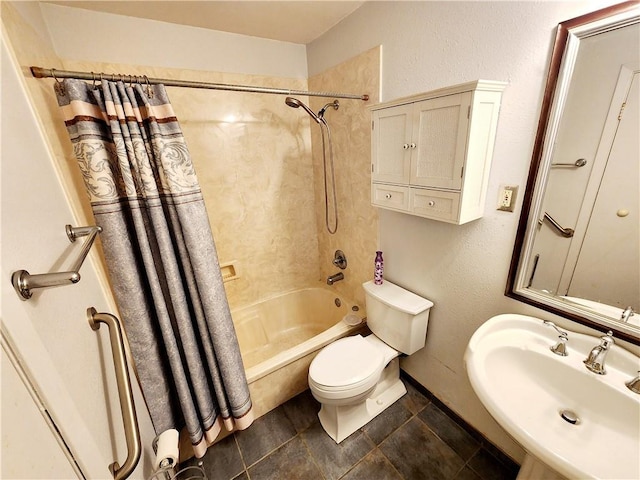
[497,185,518,212]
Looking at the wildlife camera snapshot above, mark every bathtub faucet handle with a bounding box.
[333,250,347,270]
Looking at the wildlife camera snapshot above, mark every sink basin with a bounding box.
[465,314,640,480]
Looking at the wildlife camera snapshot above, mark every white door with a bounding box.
[372,104,413,184]
[410,93,470,190]
[567,71,640,308]
[1,35,154,479]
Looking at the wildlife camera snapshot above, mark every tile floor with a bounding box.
[181,376,520,480]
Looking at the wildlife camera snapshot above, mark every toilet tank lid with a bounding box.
[363,280,433,315]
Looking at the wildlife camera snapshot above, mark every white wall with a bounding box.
[40,3,308,78]
[307,0,623,461]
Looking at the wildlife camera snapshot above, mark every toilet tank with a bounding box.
[363,280,434,355]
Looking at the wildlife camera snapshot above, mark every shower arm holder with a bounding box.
[11,224,102,300]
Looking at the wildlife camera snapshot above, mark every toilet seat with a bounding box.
[309,335,386,401]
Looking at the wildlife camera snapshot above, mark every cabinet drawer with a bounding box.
[372,183,410,211]
[410,188,460,222]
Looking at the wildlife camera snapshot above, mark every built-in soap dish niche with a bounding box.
[220,261,240,282]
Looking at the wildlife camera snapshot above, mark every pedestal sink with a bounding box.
[464,314,640,480]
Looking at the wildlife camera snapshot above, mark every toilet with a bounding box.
[308,279,433,443]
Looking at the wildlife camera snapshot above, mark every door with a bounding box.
[1,35,154,479]
[567,71,640,308]
[410,93,470,190]
[372,103,413,184]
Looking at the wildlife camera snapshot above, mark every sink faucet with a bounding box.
[543,321,568,356]
[621,306,635,323]
[327,272,344,285]
[583,331,614,375]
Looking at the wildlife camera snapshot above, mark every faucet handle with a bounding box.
[626,371,640,394]
[543,321,568,356]
[599,331,614,350]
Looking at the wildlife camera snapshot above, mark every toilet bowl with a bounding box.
[309,334,398,405]
[308,280,433,443]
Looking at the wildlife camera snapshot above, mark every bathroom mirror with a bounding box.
[507,1,640,344]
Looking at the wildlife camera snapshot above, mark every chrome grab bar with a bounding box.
[538,212,575,238]
[551,158,587,168]
[88,308,141,480]
[12,224,102,299]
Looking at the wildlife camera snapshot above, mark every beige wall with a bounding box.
[309,47,381,307]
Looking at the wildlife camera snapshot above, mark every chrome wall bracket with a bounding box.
[11,224,102,300]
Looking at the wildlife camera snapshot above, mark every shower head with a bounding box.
[285,96,321,124]
[318,100,339,119]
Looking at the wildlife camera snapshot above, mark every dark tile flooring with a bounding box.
[182,376,520,480]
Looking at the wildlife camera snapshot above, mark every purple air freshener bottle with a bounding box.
[374,251,384,285]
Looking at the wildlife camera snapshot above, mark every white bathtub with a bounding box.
[231,287,366,418]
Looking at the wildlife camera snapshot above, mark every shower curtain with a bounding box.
[56,78,253,457]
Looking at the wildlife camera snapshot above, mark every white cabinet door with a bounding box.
[372,103,413,184]
[410,93,471,189]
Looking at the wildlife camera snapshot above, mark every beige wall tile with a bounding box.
[309,47,381,307]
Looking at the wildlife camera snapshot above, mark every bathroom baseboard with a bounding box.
[400,370,521,472]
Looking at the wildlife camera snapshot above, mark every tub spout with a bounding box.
[327,272,344,285]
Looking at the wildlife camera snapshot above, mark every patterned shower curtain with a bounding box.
[56,78,253,457]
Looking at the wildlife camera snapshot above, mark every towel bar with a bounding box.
[11,224,102,299]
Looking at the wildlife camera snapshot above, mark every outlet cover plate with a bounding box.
[497,185,518,212]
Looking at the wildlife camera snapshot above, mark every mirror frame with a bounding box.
[506,1,640,345]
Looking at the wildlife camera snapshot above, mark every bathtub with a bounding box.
[231,287,367,419]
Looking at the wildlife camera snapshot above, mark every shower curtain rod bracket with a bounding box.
[30,66,369,101]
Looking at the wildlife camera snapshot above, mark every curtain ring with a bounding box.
[51,68,65,96]
[143,75,154,99]
[91,71,98,90]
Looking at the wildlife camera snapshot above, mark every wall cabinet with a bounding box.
[370,80,506,224]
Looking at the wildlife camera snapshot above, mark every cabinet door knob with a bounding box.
[403,143,409,150]
[385,193,392,199]
[428,200,435,207]
[410,143,417,149]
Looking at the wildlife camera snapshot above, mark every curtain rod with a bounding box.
[30,66,369,101]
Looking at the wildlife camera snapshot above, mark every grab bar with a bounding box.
[88,308,141,480]
[539,212,575,238]
[11,224,102,299]
[551,158,587,168]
